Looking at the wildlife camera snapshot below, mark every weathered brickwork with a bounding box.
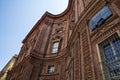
[81,30,93,80]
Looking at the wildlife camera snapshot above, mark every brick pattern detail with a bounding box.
[60,62,65,80]
[74,40,80,80]
[114,0,120,9]
[35,26,47,53]
[82,30,93,80]
[84,0,91,7]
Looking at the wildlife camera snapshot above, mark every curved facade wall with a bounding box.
[7,0,120,80]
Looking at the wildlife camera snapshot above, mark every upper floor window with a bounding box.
[55,27,63,34]
[56,30,62,34]
[47,65,55,73]
[51,41,59,53]
[90,5,112,31]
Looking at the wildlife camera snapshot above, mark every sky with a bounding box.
[0,0,68,71]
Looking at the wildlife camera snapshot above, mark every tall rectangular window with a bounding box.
[47,65,55,73]
[90,5,112,31]
[51,41,59,53]
[99,33,120,80]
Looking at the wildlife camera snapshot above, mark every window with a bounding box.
[51,41,59,53]
[56,30,62,34]
[47,65,55,73]
[99,33,120,80]
[90,5,112,31]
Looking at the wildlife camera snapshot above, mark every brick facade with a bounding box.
[7,0,120,80]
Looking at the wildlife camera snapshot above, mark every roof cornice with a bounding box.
[22,0,72,43]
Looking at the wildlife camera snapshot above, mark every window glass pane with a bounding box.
[52,49,55,53]
[53,42,59,48]
[103,44,115,63]
[113,39,120,60]
[52,48,58,53]
[108,63,120,79]
[100,6,109,14]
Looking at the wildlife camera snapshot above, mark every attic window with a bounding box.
[89,5,112,31]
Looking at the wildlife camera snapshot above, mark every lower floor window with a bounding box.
[47,65,55,73]
[99,33,120,80]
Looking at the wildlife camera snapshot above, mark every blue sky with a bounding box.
[0,0,68,71]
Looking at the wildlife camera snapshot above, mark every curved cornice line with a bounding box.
[22,0,72,43]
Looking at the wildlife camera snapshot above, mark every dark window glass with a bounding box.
[56,30,62,34]
[90,5,112,31]
[103,44,115,63]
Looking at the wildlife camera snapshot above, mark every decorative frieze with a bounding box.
[91,22,120,43]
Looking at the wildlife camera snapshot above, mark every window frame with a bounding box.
[51,39,62,54]
[51,41,59,53]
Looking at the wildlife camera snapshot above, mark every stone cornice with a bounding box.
[30,48,67,62]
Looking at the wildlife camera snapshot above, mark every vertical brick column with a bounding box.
[22,63,33,80]
[60,59,65,80]
[74,40,80,80]
[34,25,47,53]
[81,29,94,80]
